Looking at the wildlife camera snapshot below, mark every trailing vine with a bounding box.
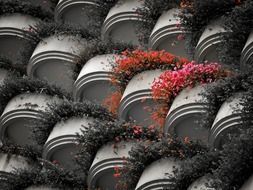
[76,120,160,177]
[118,138,207,190]
[179,0,243,55]
[217,0,253,69]
[33,100,115,146]
[0,76,70,115]
[0,56,25,76]
[0,0,54,21]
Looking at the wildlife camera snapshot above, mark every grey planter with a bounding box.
[165,85,209,145]
[187,176,215,190]
[149,8,191,59]
[240,30,253,69]
[25,186,59,190]
[118,70,163,127]
[73,54,117,104]
[102,0,144,46]
[0,93,60,146]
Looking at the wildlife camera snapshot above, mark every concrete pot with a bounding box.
[165,85,209,145]
[240,31,253,69]
[209,93,245,149]
[149,8,190,59]
[0,93,60,146]
[240,175,253,190]
[0,13,39,62]
[118,70,163,127]
[28,35,87,93]
[73,54,117,104]
[102,0,144,46]
[55,0,101,28]
[88,141,134,190]
[135,158,180,190]
[43,116,94,171]
[195,19,226,63]
[0,153,33,179]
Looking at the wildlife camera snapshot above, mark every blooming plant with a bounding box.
[104,49,189,114]
[151,62,230,125]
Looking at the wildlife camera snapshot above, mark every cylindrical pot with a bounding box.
[118,70,163,127]
[149,8,190,59]
[0,93,60,146]
[88,141,134,190]
[240,30,253,69]
[135,158,180,190]
[73,54,117,104]
[0,13,39,62]
[55,0,101,28]
[43,116,94,171]
[209,93,245,149]
[0,153,33,179]
[28,35,87,93]
[187,176,215,190]
[195,19,226,63]
[102,0,144,46]
[165,85,209,145]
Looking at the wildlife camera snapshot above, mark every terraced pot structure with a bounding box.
[165,85,209,145]
[195,19,226,63]
[102,0,144,46]
[28,35,87,93]
[88,141,134,190]
[55,0,101,28]
[209,93,245,149]
[0,94,60,146]
[149,8,191,59]
[240,30,253,69]
[0,13,39,62]
[43,116,94,171]
[73,54,117,104]
[135,158,180,190]
[0,153,34,180]
[118,70,163,127]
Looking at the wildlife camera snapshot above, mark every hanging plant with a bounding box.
[217,0,253,69]
[211,126,253,190]
[33,100,115,146]
[150,62,230,125]
[0,0,54,21]
[104,49,189,114]
[75,119,160,177]
[2,159,85,190]
[135,0,183,45]
[200,71,253,128]
[74,40,136,77]
[179,0,243,54]
[19,22,97,76]
[118,138,207,190]
[0,76,70,115]
[172,149,220,190]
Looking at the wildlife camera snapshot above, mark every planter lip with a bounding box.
[240,45,253,66]
[102,12,142,39]
[0,109,44,142]
[73,72,112,101]
[27,50,78,76]
[0,27,35,40]
[88,159,125,188]
[164,103,208,135]
[209,115,242,148]
[195,37,222,62]
[149,25,188,49]
[55,0,100,21]
[43,135,77,160]
[118,89,152,119]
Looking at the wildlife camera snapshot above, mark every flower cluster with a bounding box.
[151,62,230,125]
[105,49,189,114]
